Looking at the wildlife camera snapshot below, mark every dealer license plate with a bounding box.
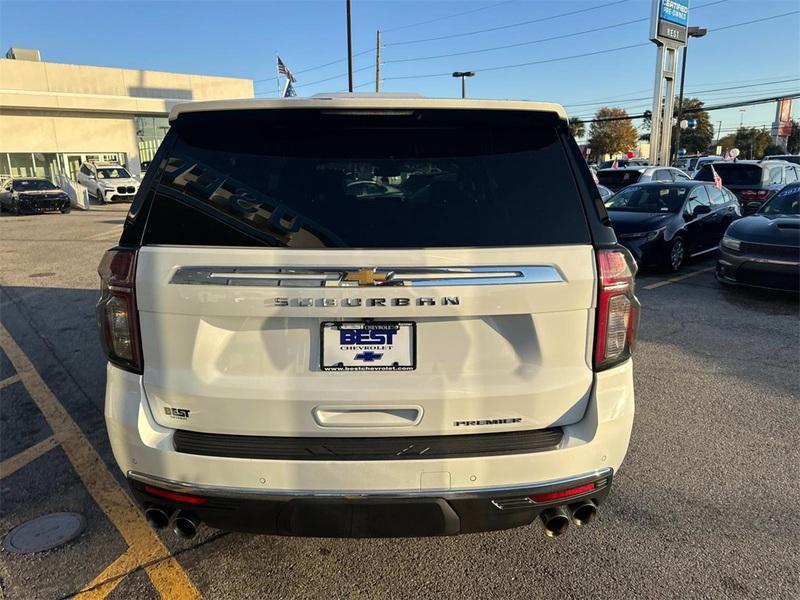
[321,322,416,371]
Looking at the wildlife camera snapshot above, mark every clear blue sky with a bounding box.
[1,0,798,142]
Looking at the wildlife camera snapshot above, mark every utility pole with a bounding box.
[346,0,353,92]
[375,30,381,92]
[716,119,722,148]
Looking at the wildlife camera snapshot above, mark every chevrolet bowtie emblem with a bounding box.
[342,268,392,286]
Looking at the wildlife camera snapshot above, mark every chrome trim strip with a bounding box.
[170,265,564,288]
[128,468,612,499]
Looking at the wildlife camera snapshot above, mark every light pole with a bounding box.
[672,26,707,163]
[452,71,475,98]
[346,0,353,92]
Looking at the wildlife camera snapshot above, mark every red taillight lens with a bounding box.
[97,247,142,373]
[741,190,769,200]
[530,483,595,503]
[594,248,638,370]
[143,485,208,505]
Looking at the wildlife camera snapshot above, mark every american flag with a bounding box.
[711,164,723,189]
[277,56,296,82]
[611,160,619,169]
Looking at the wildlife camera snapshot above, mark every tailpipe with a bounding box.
[570,499,598,526]
[172,511,201,540]
[539,506,570,538]
[144,506,172,530]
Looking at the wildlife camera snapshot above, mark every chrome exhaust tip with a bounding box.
[539,506,570,538]
[172,511,200,539]
[570,499,598,526]
[144,506,171,530]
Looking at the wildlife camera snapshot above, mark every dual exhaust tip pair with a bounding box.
[539,499,598,537]
[144,506,200,539]
[145,499,598,539]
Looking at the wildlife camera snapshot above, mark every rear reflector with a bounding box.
[530,483,595,503]
[594,248,638,370]
[143,485,208,505]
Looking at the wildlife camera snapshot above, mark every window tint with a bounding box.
[597,170,642,187]
[604,184,688,213]
[696,164,763,185]
[685,186,710,213]
[144,109,591,248]
[706,185,726,206]
[653,169,673,182]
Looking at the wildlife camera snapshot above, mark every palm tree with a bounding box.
[569,117,585,139]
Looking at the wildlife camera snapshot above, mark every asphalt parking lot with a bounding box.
[1,205,798,599]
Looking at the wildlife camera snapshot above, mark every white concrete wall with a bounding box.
[0,57,254,177]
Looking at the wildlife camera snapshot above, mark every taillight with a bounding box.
[740,190,769,200]
[594,248,638,371]
[97,247,142,373]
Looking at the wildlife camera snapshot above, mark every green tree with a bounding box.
[568,116,585,139]
[787,119,800,154]
[672,98,714,155]
[733,127,772,159]
[588,107,639,158]
[717,133,736,154]
[763,143,785,157]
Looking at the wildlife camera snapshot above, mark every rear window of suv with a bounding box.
[597,170,642,187]
[141,109,591,248]
[696,163,763,185]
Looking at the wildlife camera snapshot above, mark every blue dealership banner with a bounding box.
[660,0,690,27]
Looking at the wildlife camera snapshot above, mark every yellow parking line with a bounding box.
[0,373,22,389]
[643,266,716,290]
[0,324,200,600]
[86,226,123,241]
[77,548,138,599]
[0,435,58,479]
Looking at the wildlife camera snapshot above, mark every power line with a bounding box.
[384,42,650,80]
[381,10,799,83]
[584,93,800,123]
[381,0,516,34]
[384,0,731,64]
[564,78,800,110]
[384,17,647,64]
[384,0,631,47]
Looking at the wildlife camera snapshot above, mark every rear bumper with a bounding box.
[716,246,800,291]
[105,360,635,536]
[128,468,613,537]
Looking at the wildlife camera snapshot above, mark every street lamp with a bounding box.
[452,71,475,99]
[673,26,707,163]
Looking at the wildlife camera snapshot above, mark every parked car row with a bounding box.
[602,179,799,291]
[0,160,139,216]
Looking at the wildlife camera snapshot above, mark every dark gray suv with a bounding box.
[695,160,800,214]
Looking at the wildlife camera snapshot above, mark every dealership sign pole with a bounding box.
[649,0,689,166]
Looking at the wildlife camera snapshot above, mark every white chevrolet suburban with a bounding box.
[98,95,639,539]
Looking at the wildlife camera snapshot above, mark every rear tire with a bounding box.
[60,205,71,214]
[665,236,685,273]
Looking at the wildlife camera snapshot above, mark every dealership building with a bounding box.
[0,48,253,181]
